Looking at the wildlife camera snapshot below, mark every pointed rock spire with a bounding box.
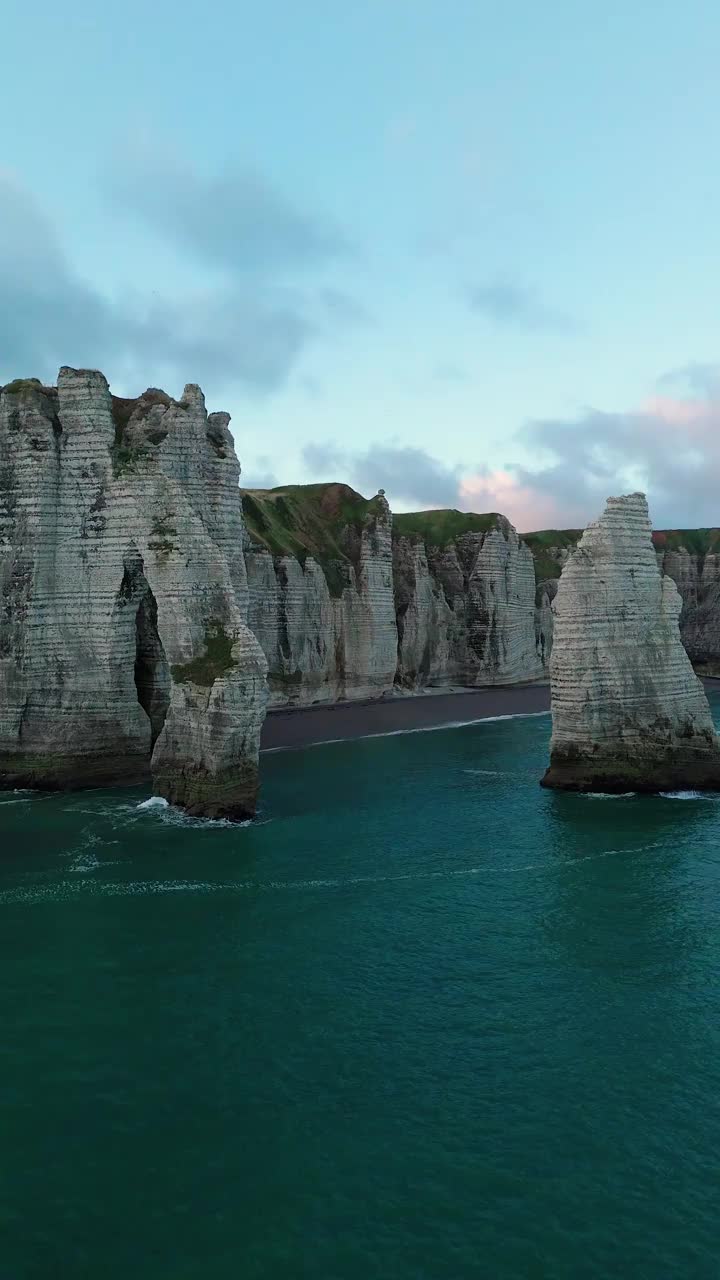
[542,492,720,792]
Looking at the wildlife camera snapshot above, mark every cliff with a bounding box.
[0,368,267,818]
[652,531,720,674]
[242,493,548,703]
[242,484,397,705]
[541,493,720,792]
[393,511,546,688]
[525,526,720,673]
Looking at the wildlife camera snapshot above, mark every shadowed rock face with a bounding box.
[243,485,398,706]
[243,493,547,701]
[393,518,546,689]
[0,368,267,819]
[542,493,720,793]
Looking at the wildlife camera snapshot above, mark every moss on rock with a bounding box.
[242,482,385,599]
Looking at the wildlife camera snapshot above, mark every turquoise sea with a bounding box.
[3,696,720,1279]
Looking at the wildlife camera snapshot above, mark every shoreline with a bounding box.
[260,683,552,752]
[260,676,720,753]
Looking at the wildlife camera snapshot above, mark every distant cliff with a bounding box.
[393,511,545,688]
[242,484,397,705]
[242,491,548,703]
[524,526,720,674]
[0,368,267,818]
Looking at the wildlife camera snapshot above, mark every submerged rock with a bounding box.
[0,367,267,819]
[541,493,720,792]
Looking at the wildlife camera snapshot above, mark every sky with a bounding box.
[3,0,720,530]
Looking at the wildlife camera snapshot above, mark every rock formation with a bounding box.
[0,368,267,818]
[524,527,720,674]
[653,536,720,674]
[243,484,397,705]
[393,513,546,688]
[541,493,720,792]
[242,495,548,703]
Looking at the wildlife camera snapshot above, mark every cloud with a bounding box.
[472,379,720,531]
[467,278,573,333]
[302,441,463,509]
[458,469,573,532]
[239,455,279,489]
[0,152,360,396]
[302,371,720,532]
[0,174,127,378]
[656,362,720,396]
[302,442,345,473]
[105,138,349,277]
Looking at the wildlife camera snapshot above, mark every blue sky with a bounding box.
[3,0,720,528]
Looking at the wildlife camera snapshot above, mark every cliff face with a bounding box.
[653,535,720,674]
[524,528,720,674]
[242,496,548,703]
[243,484,397,706]
[0,368,267,818]
[542,493,720,792]
[393,513,546,688]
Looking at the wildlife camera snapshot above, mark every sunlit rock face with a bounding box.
[542,492,720,793]
[0,368,267,819]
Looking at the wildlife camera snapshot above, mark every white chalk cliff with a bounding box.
[393,517,546,688]
[542,492,720,792]
[0,368,267,818]
[243,484,398,705]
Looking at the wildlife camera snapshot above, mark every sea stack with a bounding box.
[541,492,720,792]
[0,368,268,819]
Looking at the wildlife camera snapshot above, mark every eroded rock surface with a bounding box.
[0,368,267,818]
[393,515,546,688]
[542,493,720,792]
[243,484,397,705]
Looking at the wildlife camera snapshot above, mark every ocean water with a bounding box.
[3,700,720,1279]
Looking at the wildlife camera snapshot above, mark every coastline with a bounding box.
[260,683,551,752]
[260,676,720,753]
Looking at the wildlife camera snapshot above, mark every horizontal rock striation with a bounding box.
[542,493,720,792]
[0,368,267,818]
[393,513,546,688]
[243,484,397,706]
[524,526,720,674]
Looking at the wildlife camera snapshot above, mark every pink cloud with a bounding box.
[640,395,715,429]
[459,470,572,533]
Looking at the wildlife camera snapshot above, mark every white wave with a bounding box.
[134,794,251,829]
[0,840,664,907]
[660,790,712,800]
[157,808,251,830]
[0,790,55,806]
[583,792,637,799]
[262,710,550,753]
[70,852,101,873]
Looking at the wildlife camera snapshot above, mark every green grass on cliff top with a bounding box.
[652,528,720,555]
[241,483,385,594]
[521,529,583,582]
[523,526,720,583]
[392,509,502,545]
